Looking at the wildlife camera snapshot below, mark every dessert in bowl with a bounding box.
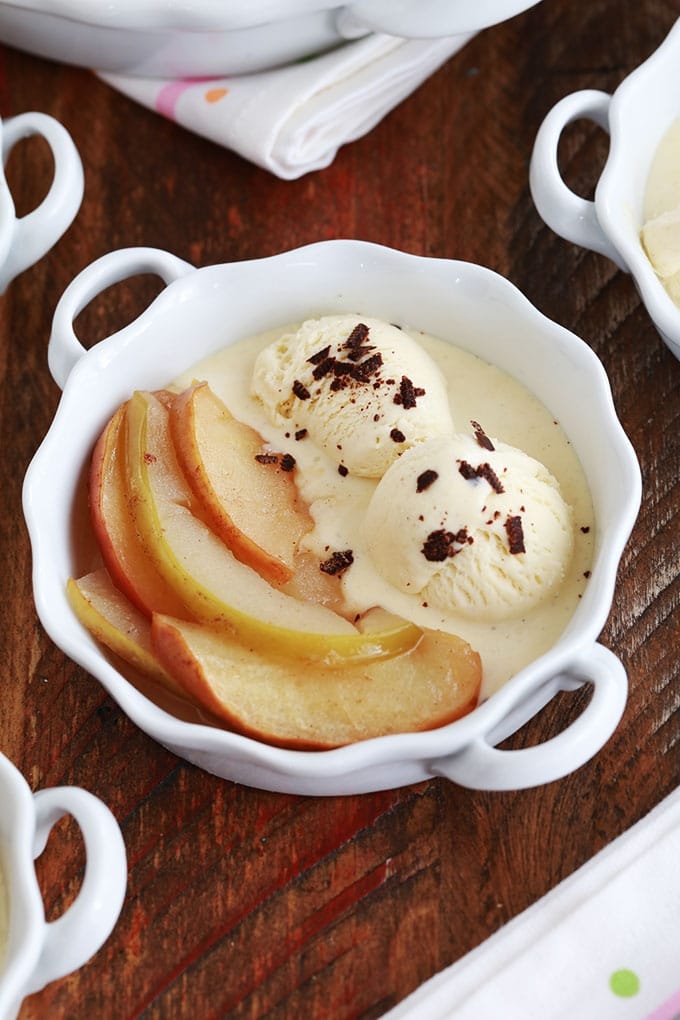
[530,17,680,362]
[0,752,126,1020]
[22,240,640,795]
[0,0,543,77]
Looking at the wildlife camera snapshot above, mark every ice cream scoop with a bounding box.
[363,430,574,621]
[251,314,454,477]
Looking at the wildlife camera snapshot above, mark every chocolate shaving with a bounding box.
[345,344,376,362]
[504,515,525,554]
[292,379,310,400]
[311,356,336,380]
[338,464,349,477]
[294,429,308,441]
[471,420,495,451]
[390,428,406,443]
[320,549,354,576]
[422,528,470,562]
[416,469,438,493]
[457,460,504,493]
[351,352,383,383]
[254,452,296,472]
[393,375,425,409]
[342,323,370,349]
[307,345,331,365]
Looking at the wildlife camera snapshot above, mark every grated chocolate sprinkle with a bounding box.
[279,453,296,472]
[320,549,354,576]
[295,428,308,441]
[338,464,349,477]
[393,375,425,409]
[504,515,525,554]
[292,379,310,400]
[311,356,336,380]
[254,453,279,465]
[458,459,504,494]
[307,345,331,365]
[471,420,494,451]
[422,527,470,562]
[342,323,370,349]
[416,469,438,493]
[390,428,406,443]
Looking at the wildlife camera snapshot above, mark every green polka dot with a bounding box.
[610,969,640,997]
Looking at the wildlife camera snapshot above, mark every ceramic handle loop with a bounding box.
[0,112,84,294]
[529,89,628,270]
[429,643,627,790]
[26,787,127,995]
[47,247,195,390]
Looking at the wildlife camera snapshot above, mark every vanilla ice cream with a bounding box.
[363,430,574,621]
[251,314,454,478]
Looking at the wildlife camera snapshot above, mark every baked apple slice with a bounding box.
[169,382,312,586]
[89,400,188,618]
[126,389,421,664]
[67,568,183,696]
[151,613,482,749]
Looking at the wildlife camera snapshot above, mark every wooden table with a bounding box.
[1,0,678,1016]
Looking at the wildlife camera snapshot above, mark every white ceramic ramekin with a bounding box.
[0,752,127,1020]
[0,0,543,77]
[0,112,83,295]
[22,240,641,796]
[529,17,680,362]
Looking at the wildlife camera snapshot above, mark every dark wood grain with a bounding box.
[0,0,678,1016]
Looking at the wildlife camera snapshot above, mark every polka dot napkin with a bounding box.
[99,32,474,179]
[385,784,680,1019]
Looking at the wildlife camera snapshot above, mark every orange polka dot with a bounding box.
[205,88,228,104]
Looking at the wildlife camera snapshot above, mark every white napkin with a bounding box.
[98,33,474,180]
[386,785,680,1019]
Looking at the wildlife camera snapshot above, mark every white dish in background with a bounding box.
[22,240,640,796]
[0,0,543,77]
[0,752,126,1020]
[0,111,83,294]
[529,17,680,362]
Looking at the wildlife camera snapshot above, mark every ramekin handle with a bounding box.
[0,112,84,294]
[48,246,195,390]
[429,644,627,790]
[529,90,627,270]
[25,786,127,995]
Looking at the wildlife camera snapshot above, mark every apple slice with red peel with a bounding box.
[67,568,182,696]
[169,382,312,586]
[151,613,482,749]
[89,400,188,618]
[126,389,421,665]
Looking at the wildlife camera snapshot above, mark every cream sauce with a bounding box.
[175,324,594,700]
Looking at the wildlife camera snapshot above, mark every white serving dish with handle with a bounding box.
[0,0,543,77]
[529,17,680,362]
[0,111,83,295]
[0,751,127,1020]
[22,240,641,796]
